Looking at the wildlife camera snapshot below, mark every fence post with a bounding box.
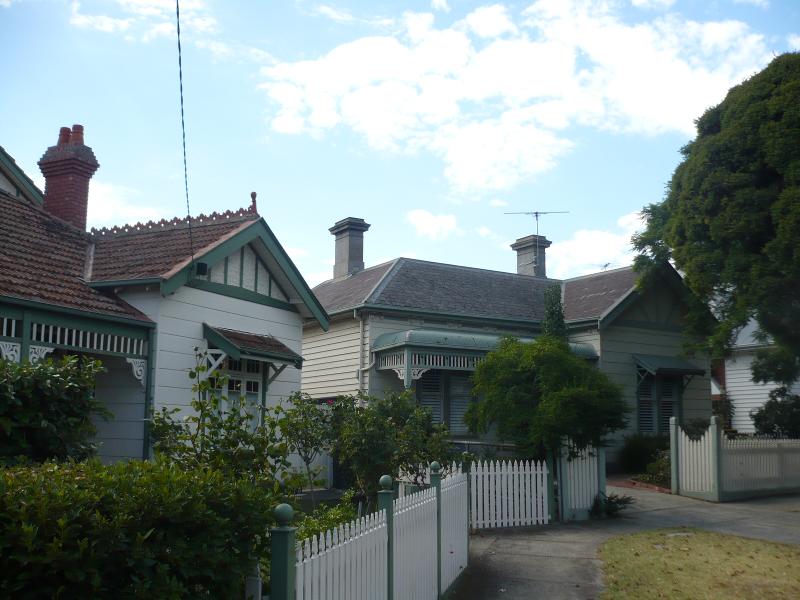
[269,503,296,600]
[430,461,443,599]
[709,416,722,502]
[462,453,473,537]
[558,445,571,522]
[545,450,555,523]
[670,416,679,495]
[377,474,394,600]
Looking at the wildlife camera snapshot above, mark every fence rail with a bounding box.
[470,460,550,528]
[671,417,800,502]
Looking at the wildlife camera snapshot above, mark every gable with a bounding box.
[196,243,289,303]
[612,280,686,331]
[0,146,44,205]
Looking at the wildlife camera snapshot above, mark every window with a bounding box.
[415,370,476,436]
[637,369,681,434]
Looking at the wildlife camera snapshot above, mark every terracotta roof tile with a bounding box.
[209,325,302,364]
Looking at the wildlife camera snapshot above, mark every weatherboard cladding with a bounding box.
[313,257,637,323]
[0,191,149,321]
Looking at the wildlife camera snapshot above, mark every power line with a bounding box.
[175,0,195,263]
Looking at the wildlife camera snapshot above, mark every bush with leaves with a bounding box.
[0,459,275,599]
[467,336,627,456]
[633,449,671,488]
[0,356,107,464]
[329,392,454,503]
[618,433,668,474]
[751,387,800,438]
[296,490,358,542]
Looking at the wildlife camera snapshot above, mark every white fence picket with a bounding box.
[440,472,469,594]
[470,459,549,529]
[393,486,438,600]
[721,437,800,492]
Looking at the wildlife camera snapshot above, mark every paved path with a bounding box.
[448,486,800,600]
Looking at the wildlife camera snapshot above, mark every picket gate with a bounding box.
[439,472,469,593]
[557,443,606,521]
[470,460,550,528]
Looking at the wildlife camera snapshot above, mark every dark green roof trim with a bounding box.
[0,295,154,332]
[186,279,298,313]
[634,354,705,376]
[598,290,640,331]
[160,219,329,330]
[0,146,44,204]
[202,323,303,369]
[358,303,543,332]
[89,278,162,289]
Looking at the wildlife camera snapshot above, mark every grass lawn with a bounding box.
[599,528,800,599]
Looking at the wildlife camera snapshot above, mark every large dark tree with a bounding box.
[634,53,800,385]
[542,284,567,340]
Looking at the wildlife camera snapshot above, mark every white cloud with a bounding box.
[489,198,508,207]
[261,1,770,194]
[406,209,459,240]
[733,0,768,8]
[476,226,494,238]
[431,0,450,13]
[788,34,800,50]
[86,181,167,228]
[70,2,131,32]
[462,5,518,38]
[314,4,355,23]
[547,211,645,279]
[630,0,675,9]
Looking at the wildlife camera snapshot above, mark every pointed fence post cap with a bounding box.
[274,503,294,526]
[379,474,393,490]
[430,461,441,473]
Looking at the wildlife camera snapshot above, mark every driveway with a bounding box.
[447,486,800,600]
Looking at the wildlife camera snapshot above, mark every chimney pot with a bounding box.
[511,234,551,277]
[38,124,99,231]
[329,217,371,278]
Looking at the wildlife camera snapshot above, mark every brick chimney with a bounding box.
[329,217,371,278]
[511,234,551,277]
[38,124,99,230]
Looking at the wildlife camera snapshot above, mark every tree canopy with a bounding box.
[634,53,800,385]
[466,337,627,456]
[542,284,567,340]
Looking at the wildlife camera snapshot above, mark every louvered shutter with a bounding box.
[637,372,655,433]
[417,370,443,424]
[448,373,473,436]
[659,378,678,434]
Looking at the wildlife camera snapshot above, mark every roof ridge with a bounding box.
[364,258,402,304]
[400,257,563,282]
[89,204,259,238]
[563,265,634,282]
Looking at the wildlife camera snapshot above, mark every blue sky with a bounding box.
[2,0,798,285]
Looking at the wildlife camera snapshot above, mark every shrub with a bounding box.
[751,387,800,438]
[296,490,358,542]
[618,433,668,473]
[590,492,634,518]
[633,449,671,488]
[0,356,107,464]
[683,418,710,440]
[0,459,275,599]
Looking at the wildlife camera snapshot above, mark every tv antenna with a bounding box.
[505,210,569,276]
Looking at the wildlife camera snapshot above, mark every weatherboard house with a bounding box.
[302,218,711,459]
[0,126,328,462]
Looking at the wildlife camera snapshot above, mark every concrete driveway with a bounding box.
[448,486,800,600]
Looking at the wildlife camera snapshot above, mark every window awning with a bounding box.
[203,323,303,369]
[634,354,704,376]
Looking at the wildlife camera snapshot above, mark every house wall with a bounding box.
[568,326,601,355]
[92,354,146,463]
[600,286,711,456]
[301,315,363,399]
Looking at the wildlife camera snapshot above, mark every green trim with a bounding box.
[186,280,299,313]
[89,278,161,289]
[142,328,156,460]
[159,219,329,330]
[21,310,31,364]
[358,304,542,332]
[223,256,229,285]
[0,295,155,330]
[377,485,394,600]
[0,305,23,320]
[598,290,639,331]
[268,272,272,297]
[29,309,150,339]
[239,248,245,288]
[253,256,259,293]
[430,465,443,598]
[26,341,145,360]
[0,146,44,204]
[202,323,303,369]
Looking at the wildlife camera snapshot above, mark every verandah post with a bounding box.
[377,474,395,600]
[430,461,442,599]
[669,416,679,495]
[269,503,296,600]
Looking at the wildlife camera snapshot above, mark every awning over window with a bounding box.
[203,323,303,369]
[634,354,704,376]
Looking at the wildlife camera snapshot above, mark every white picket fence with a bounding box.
[295,510,388,600]
[470,460,550,528]
[671,416,800,501]
[393,487,438,600]
[440,472,469,593]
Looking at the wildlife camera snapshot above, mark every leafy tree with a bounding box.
[0,356,107,464]
[275,392,332,506]
[542,284,567,340]
[329,392,454,504]
[751,387,800,438]
[466,337,627,455]
[633,53,800,385]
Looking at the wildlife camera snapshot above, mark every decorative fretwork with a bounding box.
[378,348,484,378]
[0,341,21,362]
[125,358,147,387]
[1,317,19,339]
[29,345,55,364]
[378,351,405,369]
[29,323,147,358]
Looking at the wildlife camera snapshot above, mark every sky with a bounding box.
[1,0,798,286]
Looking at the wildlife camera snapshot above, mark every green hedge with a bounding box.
[0,460,275,599]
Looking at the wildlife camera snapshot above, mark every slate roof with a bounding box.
[90,207,259,281]
[562,267,638,321]
[0,191,150,321]
[313,259,640,324]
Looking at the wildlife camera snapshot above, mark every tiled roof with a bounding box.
[0,191,150,321]
[562,266,638,321]
[207,325,302,365]
[312,260,396,314]
[90,206,259,282]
